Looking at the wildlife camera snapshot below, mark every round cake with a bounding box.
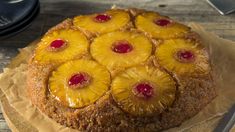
[27,8,216,131]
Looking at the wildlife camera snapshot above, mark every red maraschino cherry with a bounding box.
[94,14,111,23]
[112,40,133,54]
[133,82,154,99]
[68,73,91,89]
[155,19,171,27]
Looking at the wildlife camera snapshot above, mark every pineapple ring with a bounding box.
[155,39,210,76]
[73,10,130,34]
[135,12,190,39]
[34,29,89,64]
[90,31,152,71]
[111,66,176,116]
[49,59,111,108]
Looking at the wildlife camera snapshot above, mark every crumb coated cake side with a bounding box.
[27,8,216,131]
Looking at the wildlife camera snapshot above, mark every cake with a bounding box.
[27,8,216,131]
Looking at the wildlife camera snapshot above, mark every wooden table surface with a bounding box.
[0,0,235,131]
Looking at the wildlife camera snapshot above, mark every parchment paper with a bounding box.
[0,23,235,132]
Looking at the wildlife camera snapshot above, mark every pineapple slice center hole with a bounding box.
[68,72,91,89]
[154,18,171,27]
[112,40,133,54]
[175,49,195,63]
[94,14,111,23]
[48,39,67,51]
[132,82,154,99]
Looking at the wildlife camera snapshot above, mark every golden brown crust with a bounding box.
[46,18,73,35]
[27,8,217,131]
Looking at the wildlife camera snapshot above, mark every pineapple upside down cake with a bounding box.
[27,8,216,131]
